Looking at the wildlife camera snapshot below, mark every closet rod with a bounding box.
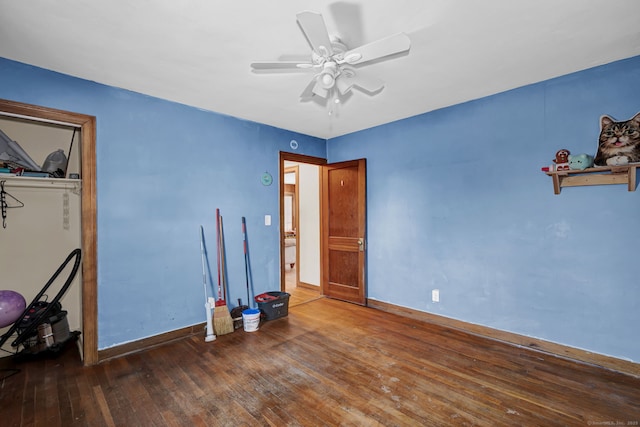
[0,112,81,128]
[2,179,81,191]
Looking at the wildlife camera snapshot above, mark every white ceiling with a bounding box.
[1,1,639,139]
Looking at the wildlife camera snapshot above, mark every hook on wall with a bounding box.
[1,180,24,228]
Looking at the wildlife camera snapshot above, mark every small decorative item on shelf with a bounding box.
[553,149,571,171]
[541,112,640,194]
[568,153,594,170]
[594,112,640,166]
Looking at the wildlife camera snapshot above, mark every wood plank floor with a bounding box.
[284,266,322,307]
[287,285,322,308]
[1,298,639,426]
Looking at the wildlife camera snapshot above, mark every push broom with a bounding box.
[213,209,234,335]
[200,226,216,342]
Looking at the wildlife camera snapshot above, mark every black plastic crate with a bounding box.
[255,291,290,321]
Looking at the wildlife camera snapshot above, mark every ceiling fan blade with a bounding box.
[329,2,364,50]
[300,78,317,100]
[251,61,315,71]
[296,11,334,57]
[334,74,353,95]
[348,70,385,93]
[343,33,411,65]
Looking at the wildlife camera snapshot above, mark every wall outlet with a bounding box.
[431,289,440,303]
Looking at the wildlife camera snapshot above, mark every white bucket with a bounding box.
[242,308,261,332]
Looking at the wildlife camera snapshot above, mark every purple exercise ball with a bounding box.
[0,290,26,328]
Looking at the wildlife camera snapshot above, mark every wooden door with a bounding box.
[321,159,366,305]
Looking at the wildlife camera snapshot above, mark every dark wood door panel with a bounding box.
[322,159,366,305]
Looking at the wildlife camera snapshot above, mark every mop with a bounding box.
[200,226,216,342]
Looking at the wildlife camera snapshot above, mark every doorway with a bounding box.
[280,153,325,306]
[279,152,368,307]
[283,164,299,292]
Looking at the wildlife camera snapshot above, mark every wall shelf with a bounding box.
[544,164,638,194]
[1,174,81,191]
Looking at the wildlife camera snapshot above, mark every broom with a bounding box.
[213,209,234,335]
[219,215,239,326]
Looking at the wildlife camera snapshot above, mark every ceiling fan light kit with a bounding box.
[250,11,411,112]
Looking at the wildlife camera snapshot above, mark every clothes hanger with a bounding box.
[1,179,24,228]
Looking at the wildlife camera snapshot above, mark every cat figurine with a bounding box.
[594,112,640,166]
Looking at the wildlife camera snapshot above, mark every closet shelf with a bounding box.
[543,164,638,194]
[0,174,81,190]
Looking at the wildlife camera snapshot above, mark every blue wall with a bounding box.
[328,55,640,362]
[2,55,639,362]
[0,58,325,348]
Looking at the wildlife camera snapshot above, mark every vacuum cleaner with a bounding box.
[0,248,82,359]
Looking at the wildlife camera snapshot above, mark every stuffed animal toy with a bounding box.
[553,149,571,171]
[568,153,594,170]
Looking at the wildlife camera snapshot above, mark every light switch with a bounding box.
[265,215,271,226]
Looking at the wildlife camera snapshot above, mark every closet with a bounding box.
[0,99,97,365]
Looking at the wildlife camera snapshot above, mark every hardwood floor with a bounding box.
[1,297,639,426]
[284,265,322,307]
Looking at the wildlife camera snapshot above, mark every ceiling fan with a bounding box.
[250,11,411,104]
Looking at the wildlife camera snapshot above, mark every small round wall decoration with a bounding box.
[261,171,273,186]
[290,140,298,150]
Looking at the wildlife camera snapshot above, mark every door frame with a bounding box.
[283,164,300,287]
[279,152,327,294]
[0,99,98,365]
